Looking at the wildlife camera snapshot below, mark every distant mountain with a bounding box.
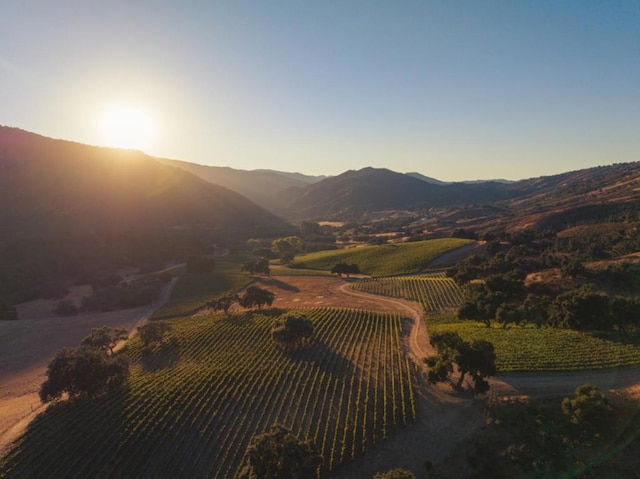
[0,126,290,300]
[276,167,514,219]
[405,172,447,185]
[156,159,324,213]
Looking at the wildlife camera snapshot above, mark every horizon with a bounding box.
[2,2,639,181]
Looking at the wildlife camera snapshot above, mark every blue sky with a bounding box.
[1,1,638,181]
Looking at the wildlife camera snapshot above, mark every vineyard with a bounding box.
[0,308,416,478]
[291,238,472,277]
[351,272,464,312]
[427,313,640,371]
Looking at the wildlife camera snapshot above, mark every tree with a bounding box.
[186,255,215,274]
[236,424,322,479]
[242,258,270,276]
[271,236,304,265]
[373,469,416,479]
[271,314,314,351]
[138,321,173,347]
[331,261,361,278]
[240,286,275,310]
[562,383,612,434]
[81,326,128,355]
[207,293,239,314]
[39,347,129,402]
[425,332,496,395]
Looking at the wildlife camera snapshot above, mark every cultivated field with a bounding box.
[291,238,473,276]
[0,308,416,478]
[351,272,464,312]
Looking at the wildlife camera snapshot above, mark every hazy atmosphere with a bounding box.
[2,1,639,180]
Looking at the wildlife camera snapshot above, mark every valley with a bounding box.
[1,127,639,477]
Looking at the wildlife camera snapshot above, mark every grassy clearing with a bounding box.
[291,238,472,277]
[151,257,251,319]
[427,313,640,371]
[1,308,415,478]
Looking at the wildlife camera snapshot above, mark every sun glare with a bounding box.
[100,105,154,150]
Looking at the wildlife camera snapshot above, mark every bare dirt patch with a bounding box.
[16,285,92,320]
[0,279,176,456]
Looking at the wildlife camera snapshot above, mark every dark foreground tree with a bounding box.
[425,331,496,395]
[81,326,128,355]
[240,286,275,310]
[39,347,129,402]
[271,314,314,351]
[236,424,322,479]
[138,321,173,347]
[562,383,612,436]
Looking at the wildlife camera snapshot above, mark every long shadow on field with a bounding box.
[291,341,355,378]
[2,388,129,478]
[253,277,300,292]
[141,337,180,371]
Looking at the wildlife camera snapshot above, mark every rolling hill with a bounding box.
[156,158,323,213]
[0,126,291,301]
[275,167,514,219]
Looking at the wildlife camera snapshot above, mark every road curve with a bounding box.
[340,280,640,398]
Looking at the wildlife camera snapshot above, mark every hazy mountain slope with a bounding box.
[0,127,288,238]
[277,167,513,219]
[156,159,322,212]
[0,126,290,300]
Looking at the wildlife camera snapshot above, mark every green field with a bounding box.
[427,313,640,371]
[291,238,472,277]
[349,274,640,371]
[351,272,464,312]
[1,308,415,478]
[151,257,252,319]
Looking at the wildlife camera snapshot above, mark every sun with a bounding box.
[100,105,155,150]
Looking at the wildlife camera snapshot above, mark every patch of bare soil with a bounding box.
[15,285,93,320]
[0,279,176,456]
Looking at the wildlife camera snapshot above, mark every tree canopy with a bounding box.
[242,258,270,276]
[425,331,496,395]
[240,286,275,310]
[81,326,128,355]
[207,293,240,314]
[373,469,416,479]
[271,314,314,351]
[138,321,173,347]
[331,261,361,278]
[39,347,129,402]
[236,424,322,479]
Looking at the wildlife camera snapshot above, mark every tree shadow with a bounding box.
[141,337,180,371]
[253,276,300,292]
[289,341,355,377]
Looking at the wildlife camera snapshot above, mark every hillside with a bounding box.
[0,126,290,301]
[156,158,322,213]
[276,167,513,219]
[271,162,640,234]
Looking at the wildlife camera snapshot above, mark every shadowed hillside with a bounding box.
[0,126,291,301]
[156,158,323,213]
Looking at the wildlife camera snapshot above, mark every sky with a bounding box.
[1,1,639,181]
